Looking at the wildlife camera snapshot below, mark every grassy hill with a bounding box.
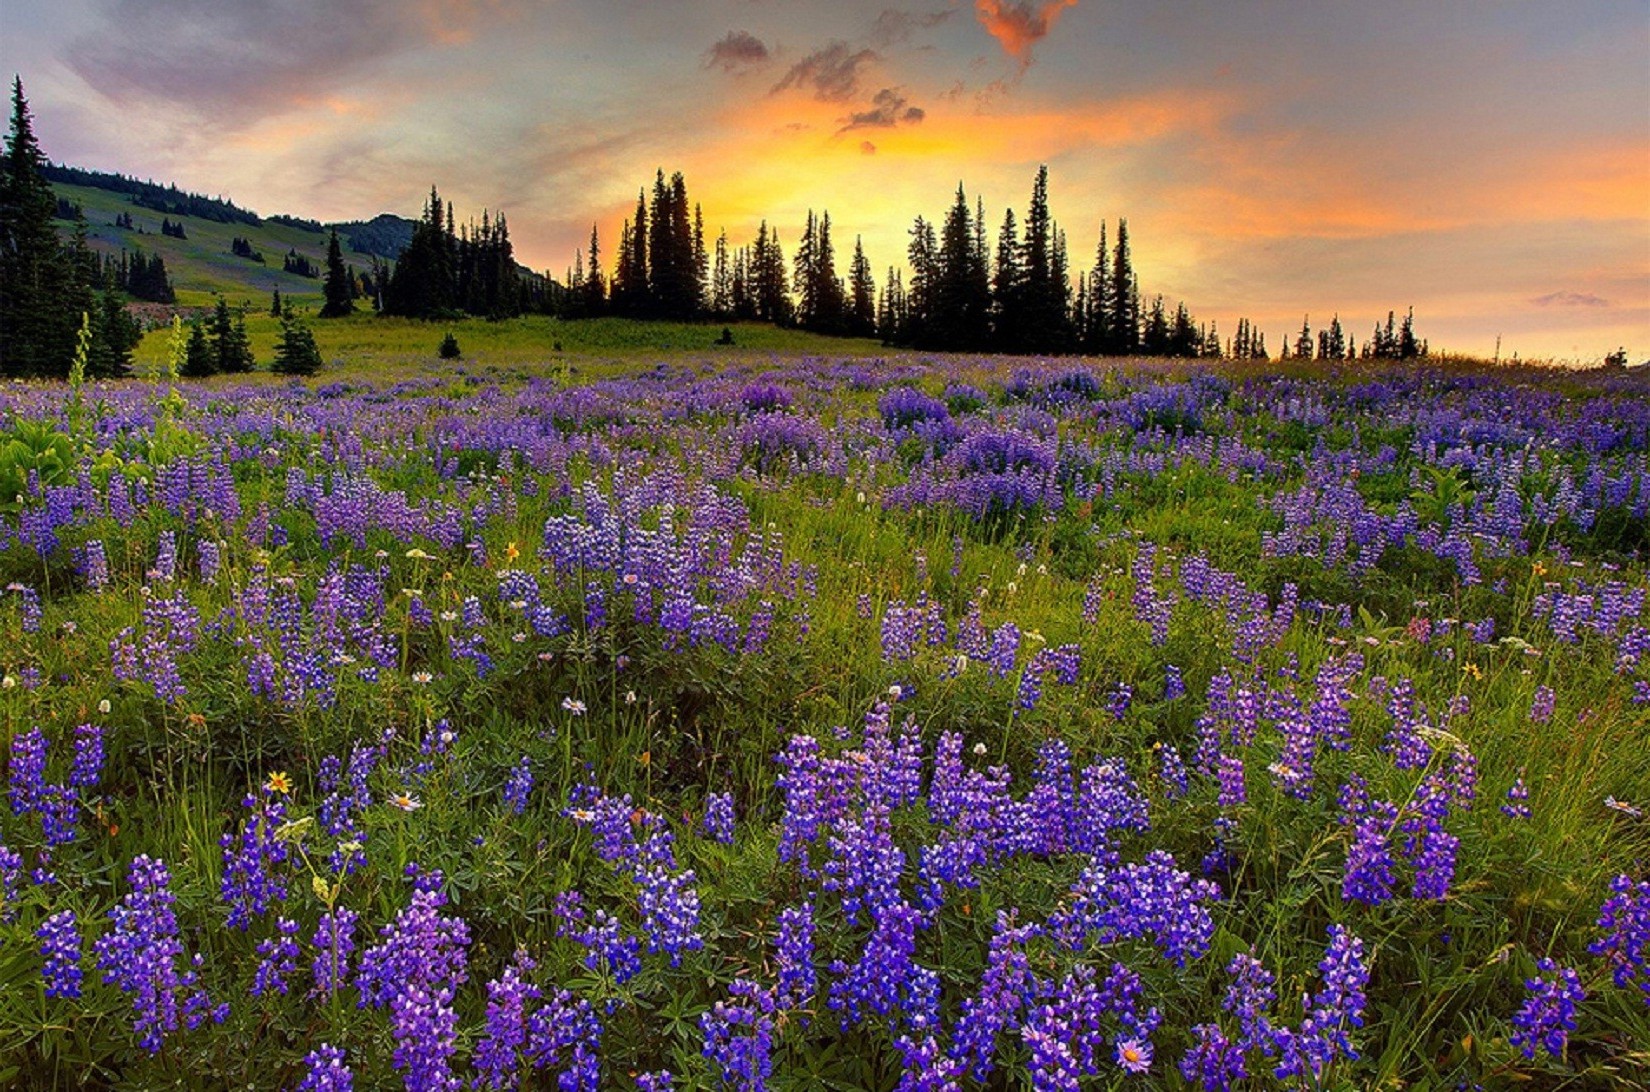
[52,180,360,308]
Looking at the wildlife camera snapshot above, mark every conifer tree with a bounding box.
[180,321,216,378]
[1104,219,1139,355]
[848,236,876,338]
[320,228,354,317]
[271,289,283,318]
[210,298,255,374]
[711,229,732,320]
[930,185,990,349]
[577,224,603,317]
[272,312,323,376]
[0,78,78,377]
[992,209,1022,350]
[1294,315,1313,360]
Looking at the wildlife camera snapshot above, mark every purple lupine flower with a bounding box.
[7,726,47,816]
[1223,952,1276,1054]
[636,1072,674,1092]
[950,912,1041,1082]
[297,1043,353,1092]
[560,905,642,985]
[1591,875,1650,1008]
[220,789,290,930]
[1509,959,1586,1059]
[1530,685,1557,725]
[356,886,470,1010]
[1343,813,1396,906]
[1179,1023,1247,1090]
[501,757,533,815]
[251,917,301,997]
[703,791,736,844]
[1272,925,1369,1082]
[93,855,219,1052]
[474,951,542,1090]
[1053,851,1220,967]
[828,901,934,1031]
[38,909,82,999]
[774,899,817,1010]
[68,723,104,796]
[1502,772,1532,818]
[1158,744,1188,799]
[701,978,776,1091]
[1215,754,1246,809]
[387,981,462,1092]
[311,906,359,998]
[526,986,602,1090]
[0,842,21,921]
[635,864,703,965]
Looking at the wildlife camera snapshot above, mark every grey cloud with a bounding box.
[66,0,502,122]
[839,88,925,132]
[869,8,954,47]
[771,42,880,103]
[705,30,770,72]
[1530,291,1609,308]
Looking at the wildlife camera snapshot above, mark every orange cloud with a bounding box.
[975,0,1080,62]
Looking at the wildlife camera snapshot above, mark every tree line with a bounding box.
[3,72,1434,381]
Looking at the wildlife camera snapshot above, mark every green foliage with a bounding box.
[0,416,75,510]
[272,314,324,376]
[438,331,461,359]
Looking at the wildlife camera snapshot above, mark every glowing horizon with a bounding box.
[4,0,1646,361]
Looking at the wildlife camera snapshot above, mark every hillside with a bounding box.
[49,179,399,308]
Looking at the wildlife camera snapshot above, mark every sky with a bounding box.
[3,0,1648,361]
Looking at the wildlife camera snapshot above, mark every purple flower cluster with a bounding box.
[220,788,291,929]
[1509,958,1585,1059]
[37,908,82,999]
[1591,874,1650,1008]
[92,855,225,1052]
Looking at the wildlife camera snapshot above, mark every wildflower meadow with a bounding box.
[0,340,1646,1089]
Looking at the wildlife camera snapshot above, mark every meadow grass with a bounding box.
[0,347,1644,1089]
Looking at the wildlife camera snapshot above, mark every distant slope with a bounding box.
[51,181,362,307]
[48,165,542,307]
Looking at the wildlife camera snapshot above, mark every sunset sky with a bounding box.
[3,1,1647,361]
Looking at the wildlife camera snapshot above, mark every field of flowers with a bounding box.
[0,341,1647,1090]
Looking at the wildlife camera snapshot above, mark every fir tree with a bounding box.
[1,77,77,377]
[320,228,354,317]
[210,298,255,374]
[711,229,732,320]
[1294,315,1313,360]
[1104,219,1139,355]
[992,209,1022,351]
[583,224,605,316]
[180,321,216,378]
[270,289,283,318]
[272,312,323,376]
[848,236,876,338]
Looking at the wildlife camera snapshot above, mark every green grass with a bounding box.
[52,181,335,307]
[128,311,888,377]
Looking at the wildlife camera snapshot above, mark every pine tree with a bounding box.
[582,223,605,317]
[272,312,323,376]
[180,321,216,378]
[1141,296,1169,355]
[1104,219,1139,355]
[0,78,78,377]
[1018,165,1069,352]
[271,289,283,317]
[848,236,876,338]
[320,228,355,317]
[931,185,990,349]
[210,298,255,374]
[1398,307,1421,359]
[992,209,1022,350]
[711,229,732,320]
[1294,315,1313,360]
